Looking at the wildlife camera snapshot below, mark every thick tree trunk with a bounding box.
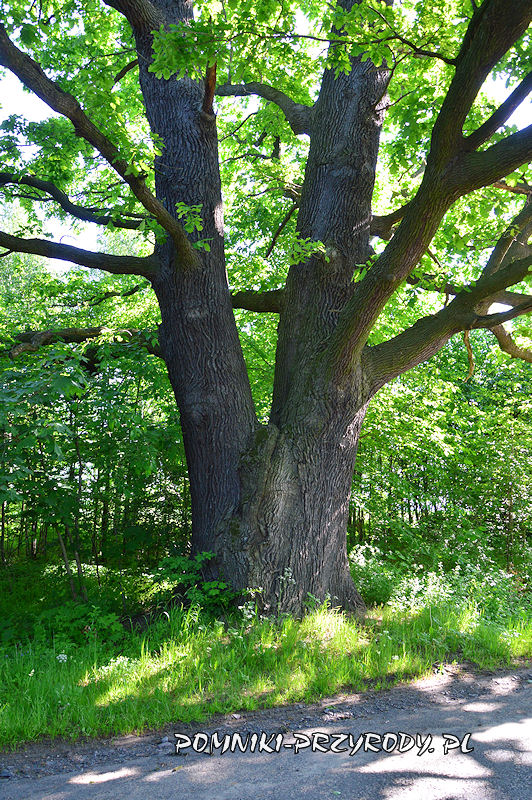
[235,9,388,613]
[129,0,386,615]
[219,399,370,614]
[133,3,257,559]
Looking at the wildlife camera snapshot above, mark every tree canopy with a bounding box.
[0,0,531,613]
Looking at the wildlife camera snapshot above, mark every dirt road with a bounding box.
[1,667,531,800]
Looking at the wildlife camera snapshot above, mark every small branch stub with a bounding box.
[463,330,475,381]
[202,63,217,117]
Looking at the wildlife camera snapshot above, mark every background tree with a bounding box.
[0,0,531,613]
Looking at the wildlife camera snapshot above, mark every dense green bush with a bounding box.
[349,541,531,623]
[0,552,237,649]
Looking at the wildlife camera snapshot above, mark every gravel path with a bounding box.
[1,665,531,799]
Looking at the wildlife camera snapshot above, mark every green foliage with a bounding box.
[288,234,327,265]
[154,552,236,610]
[174,202,212,251]
[349,545,402,606]
[350,332,532,574]
[1,596,530,748]
[0,0,530,749]
[34,602,124,648]
[349,536,531,623]
[175,201,204,233]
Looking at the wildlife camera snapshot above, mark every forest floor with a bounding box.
[1,662,531,799]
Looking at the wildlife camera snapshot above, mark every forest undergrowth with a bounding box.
[1,539,530,749]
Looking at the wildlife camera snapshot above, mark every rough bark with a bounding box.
[225,389,370,613]
[272,17,390,422]
[116,0,374,612]
[131,0,258,561]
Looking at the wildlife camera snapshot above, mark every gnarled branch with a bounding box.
[7,288,285,365]
[9,326,161,358]
[453,124,532,196]
[89,282,148,306]
[216,82,313,135]
[0,24,197,268]
[0,230,158,277]
[363,252,532,391]
[489,323,532,363]
[0,172,146,230]
[493,179,532,196]
[406,273,532,309]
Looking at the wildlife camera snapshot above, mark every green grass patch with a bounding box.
[1,597,530,749]
[1,549,530,749]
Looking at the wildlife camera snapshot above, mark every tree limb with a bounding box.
[89,282,148,306]
[493,179,532,196]
[404,200,532,315]
[0,230,158,277]
[102,0,164,33]
[489,323,532,362]
[265,204,298,258]
[326,2,532,376]
[0,24,197,268]
[216,82,313,135]
[406,273,532,309]
[362,194,532,387]
[7,287,285,365]
[368,7,456,66]
[113,58,139,85]
[469,298,532,329]
[362,311,463,393]
[367,177,530,244]
[9,326,161,358]
[0,172,145,230]
[363,253,532,390]
[480,198,532,281]
[453,124,532,196]
[370,203,411,240]
[230,288,284,313]
[430,0,532,160]
[7,286,285,367]
[464,70,532,151]
[447,254,532,320]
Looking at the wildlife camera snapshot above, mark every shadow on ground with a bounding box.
[2,668,531,800]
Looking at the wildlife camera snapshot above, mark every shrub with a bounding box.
[349,545,401,605]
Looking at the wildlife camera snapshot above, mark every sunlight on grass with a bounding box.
[1,598,530,748]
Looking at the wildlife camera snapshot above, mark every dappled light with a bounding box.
[69,767,139,785]
[0,0,531,797]
[1,673,529,799]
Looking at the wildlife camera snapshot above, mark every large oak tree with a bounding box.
[1,0,531,613]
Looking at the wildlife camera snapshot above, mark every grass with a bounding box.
[1,597,531,749]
